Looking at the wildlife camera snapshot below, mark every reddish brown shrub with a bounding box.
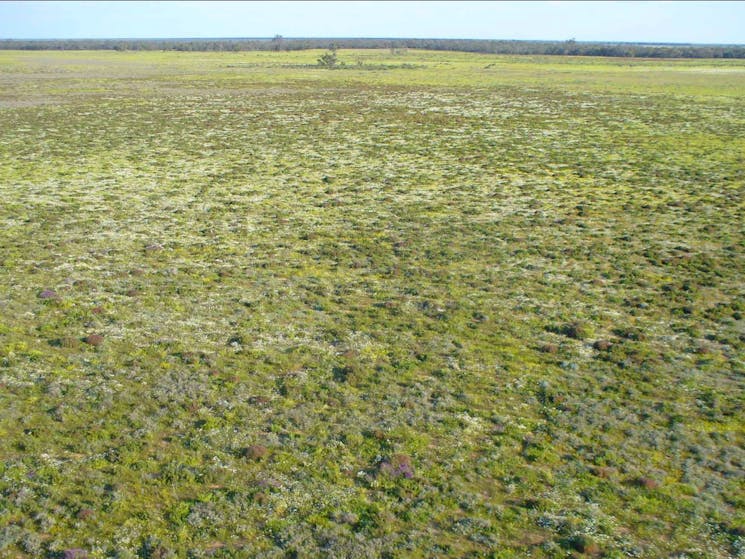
[83,334,104,346]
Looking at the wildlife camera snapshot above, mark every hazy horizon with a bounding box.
[2,36,742,47]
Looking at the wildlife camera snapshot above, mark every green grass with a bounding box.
[1,49,744,558]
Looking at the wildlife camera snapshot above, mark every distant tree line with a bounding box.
[1,37,744,58]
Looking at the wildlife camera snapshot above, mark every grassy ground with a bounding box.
[0,49,744,558]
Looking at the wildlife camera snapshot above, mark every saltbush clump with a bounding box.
[379,454,415,479]
[563,321,594,340]
[242,445,269,461]
[83,334,104,346]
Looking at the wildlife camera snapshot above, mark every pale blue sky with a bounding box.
[1,1,743,44]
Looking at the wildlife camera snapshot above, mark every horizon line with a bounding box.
[2,37,744,47]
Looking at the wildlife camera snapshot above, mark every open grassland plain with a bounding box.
[0,49,744,558]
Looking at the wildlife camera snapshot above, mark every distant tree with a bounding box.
[271,34,284,51]
[317,45,338,68]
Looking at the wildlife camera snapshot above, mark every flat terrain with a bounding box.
[0,49,744,558]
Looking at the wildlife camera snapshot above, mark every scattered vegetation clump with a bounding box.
[82,334,104,346]
[54,336,80,348]
[241,445,269,461]
[317,46,339,68]
[613,326,647,341]
[592,466,617,479]
[568,535,600,555]
[632,476,660,490]
[550,320,594,340]
[539,343,559,354]
[378,454,415,479]
[592,339,613,351]
[564,321,594,340]
[0,49,743,558]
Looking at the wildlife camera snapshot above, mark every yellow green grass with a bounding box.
[0,50,744,558]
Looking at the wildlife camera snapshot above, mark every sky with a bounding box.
[0,1,743,45]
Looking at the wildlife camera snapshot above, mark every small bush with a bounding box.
[242,445,268,461]
[632,476,659,489]
[593,339,613,351]
[539,343,559,354]
[569,535,600,554]
[83,334,104,346]
[379,454,414,479]
[613,326,646,341]
[563,321,594,340]
[317,47,338,68]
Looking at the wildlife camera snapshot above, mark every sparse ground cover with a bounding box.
[0,49,744,558]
